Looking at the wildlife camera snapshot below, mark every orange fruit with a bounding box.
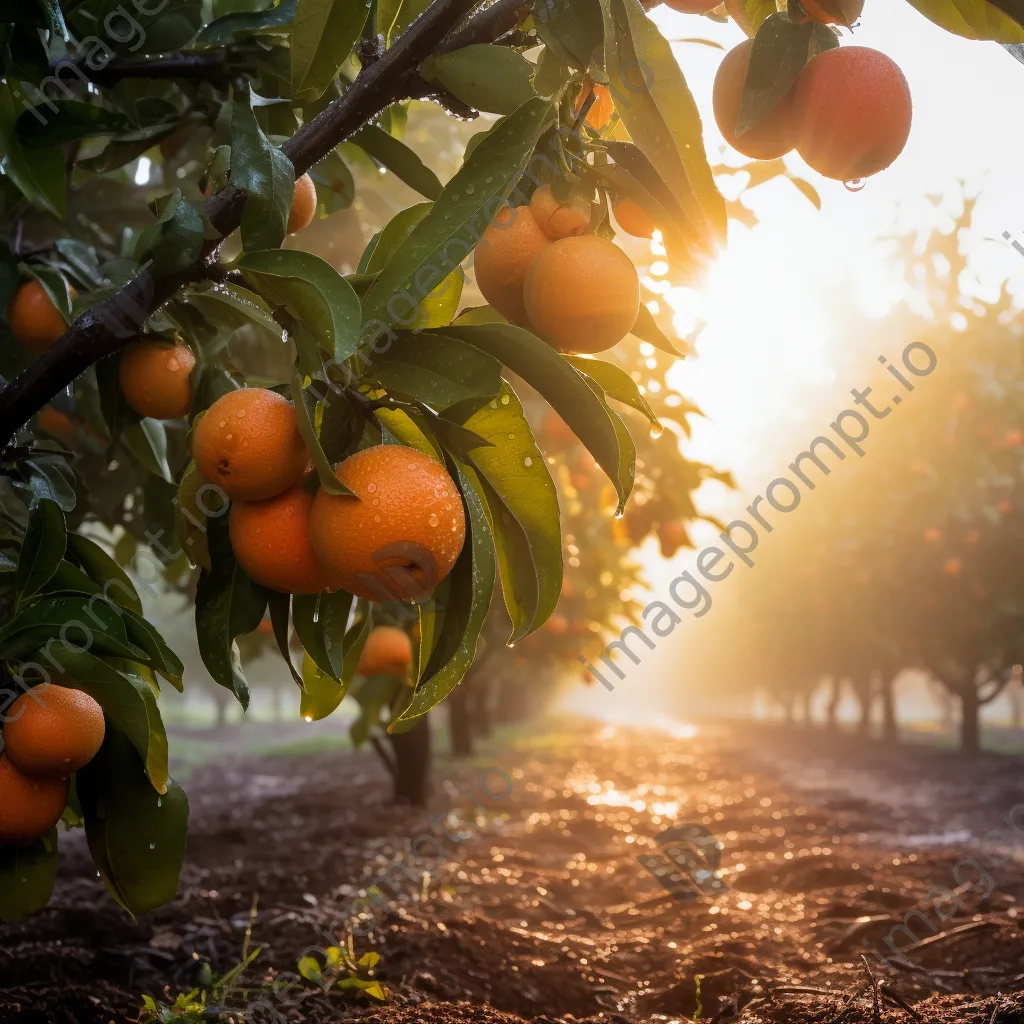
[965,529,980,545]
[713,39,799,161]
[575,84,614,131]
[530,185,591,239]
[613,197,657,239]
[3,683,105,779]
[8,280,69,356]
[523,235,639,354]
[474,205,551,324]
[193,388,309,501]
[118,340,196,420]
[943,557,962,577]
[287,173,317,234]
[923,527,942,544]
[799,0,863,25]
[357,625,413,677]
[229,483,334,594]
[0,756,69,845]
[37,405,80,446]
[793,47,912,181]
[309,446,466,602]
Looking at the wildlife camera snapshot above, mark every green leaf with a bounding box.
[420,45,537,115]
[23,456,77,512]
[729,0,779,34]
[17,101,133,147]
[416,586,447,683]
[51,650,171,792]
[0,82,66,218]
[394,461,494,723]
[121,420,174,483]
[17,498,66,602]
[194,513,268,709]
[599,0,726,253]
[196,0,297,46]
[367,331,502,410]
[630,302,687,359]
[293,590,352,679]
[291,375,355,496]
[291,0,368,103]
[235,248,362,367]
[738,14,838,134]
[300,649,349,721]
[266,591,303,686]
[175,460,221,572]
[534,0,603,68]
[377,0,432,42]
[78,726,188,918]
[351,124,443,200]
[231,86,295,251]
[442,323,635,511]
[309,148,355,213]
[133,190,205,278]
[66,534,143,615]
[0,831,58,923]
[460,386,561,640]
[564,355,659,429]
[905,0,1024,41]
[361,96,554,337]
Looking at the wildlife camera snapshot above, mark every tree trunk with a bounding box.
[388,714,431,806]
[960,688,981,756]
[825,677,841,729]
[213,690,230,728]
[880,675,898,744]
[472,674,493,739]
[448,683,474,758]
[852,678,872,738]
[798,690,811,727]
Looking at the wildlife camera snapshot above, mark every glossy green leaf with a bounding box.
[394,461,495,724]
[361,97,554,338]
[291,375,354,495]
[442,323,635,511]
[905,0,1024,41]
[377,0,431,42]
[351,124,443,200]
[420,45,537,115]
[78,727,188,918]
[291,0,368,103]
[0,82,66,218]
[293,590,353,679]
[66,533,143,614]
[631,302,687,359]
[461,385,561,640]
[534,0,603,68]
[565,355,659,428]
[194,513,267,709]
[196,0,296,46]
[0,831,58,924]
[133,189,205,278]
[265,591,303,687]
[23,456,77,512]
[230,86,295,251]
[367,331,502,410]
[236,248,362,367]
[121,420,174,483]
[599,0,726,252]
[17,101,133,147]
[17,498,66,603]
[300,649,349,720]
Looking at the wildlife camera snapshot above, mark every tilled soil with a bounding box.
[3,718,1024,1024]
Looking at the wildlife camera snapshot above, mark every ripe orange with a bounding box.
[793,47,912,181]
[357,625,413,677]
[229,483,334,593]
[3,683,105,779]
[287,173,317,234]
[523,235,639,354]
[118,340,196,420]
[923,527,942,544]
[8,280,68,356]
[309,446,466,602]
[193,388,309,501]
[0,756,69,845]
[575,84,614,131]
[799,0,863,25]
[474,205,551,324]
[530,186,591,239]
[943,557,962,577]
[37,405,80,446]
[613,197,657,239]
[713,39,799,161]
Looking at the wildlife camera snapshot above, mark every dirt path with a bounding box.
[3,719,1024,1024]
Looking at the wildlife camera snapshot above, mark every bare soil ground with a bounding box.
[3,718,1024,1024]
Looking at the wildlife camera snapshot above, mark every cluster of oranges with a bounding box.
[0,683,105,846]
[713,35,912,182]
[474,185,642,355]
[192,388,466,601]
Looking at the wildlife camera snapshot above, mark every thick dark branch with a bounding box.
[0,0,525,450]
[54,52,230,86]
[441,0,531,50]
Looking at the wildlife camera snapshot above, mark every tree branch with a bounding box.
[54,52,230,86]
[0,0,524,451]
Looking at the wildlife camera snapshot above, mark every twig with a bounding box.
[860,954,882,1024]
[879,980,922,1021]
[370,733,398,778]
[911,918,997,951]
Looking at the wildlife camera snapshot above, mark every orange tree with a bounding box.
[0,0,1016,923]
